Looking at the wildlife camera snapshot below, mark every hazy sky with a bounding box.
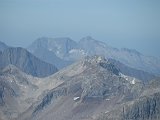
[0,0,160,57]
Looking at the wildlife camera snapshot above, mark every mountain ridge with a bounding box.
[17,55,144,120]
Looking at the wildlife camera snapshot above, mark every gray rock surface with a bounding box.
[97,78,160,120]
[0,65,62,120]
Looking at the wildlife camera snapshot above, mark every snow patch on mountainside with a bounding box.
[119,73,136,84]
[69,49,86,55]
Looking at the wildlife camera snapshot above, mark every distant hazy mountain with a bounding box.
[28,37,78,58]
[79,36,160,75]
[28,36,160,75]
[28,37,77,68]
[0,47,58,77]
[0,41,8,51]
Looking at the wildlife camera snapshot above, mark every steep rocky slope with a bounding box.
[97,78,160,120]
[0,65,62,120]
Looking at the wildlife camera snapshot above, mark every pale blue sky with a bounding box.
[0,0,160,57]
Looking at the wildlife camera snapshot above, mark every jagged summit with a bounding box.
[79,36,103,45]
[79,55,120,76]
[33,37,75,44]
[83,55,107,64]
[80,36,96,41]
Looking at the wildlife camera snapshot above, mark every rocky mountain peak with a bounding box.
[81,55,120,75]
[83,36,94,40]
[79,36,97,43]
[83,55,107,64]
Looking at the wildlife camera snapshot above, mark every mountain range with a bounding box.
[0,55,159,120]
[15,56,159,120]
[28,36,160,75]
[0,37,160,120]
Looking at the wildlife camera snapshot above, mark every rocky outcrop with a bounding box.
[123,92,160,120]
[97,78,160,120]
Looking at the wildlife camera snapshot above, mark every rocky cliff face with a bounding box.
[97,78,160,120]
[0,47,58,77]
[123,92,160,120]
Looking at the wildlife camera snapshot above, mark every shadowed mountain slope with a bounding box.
[0,47,58,77]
